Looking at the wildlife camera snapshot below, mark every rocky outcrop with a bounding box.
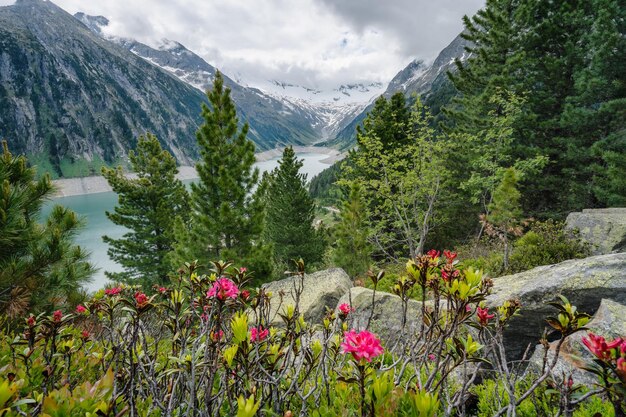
[262,268,352,325]
[527,299,626,384]
[335,287,426,342]
[486,253,626,359]
[565,208,626,255]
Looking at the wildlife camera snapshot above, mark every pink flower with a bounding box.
[75,305,87,314]
[157,287,168,294]
[105,287,122,296]
[250,326,269,342]
[134,292,149,307]
[340,329,384,362]
[617,358,626,372]
[428,354,436,361]
[476,307,495,326]
[240,290,250,301]
[338,303,354,317]
[207,278,239,300]
[426,249,440,260]
[52,310,63,323]
[582,333,622,361]
[240,267,247,273]
[465,305,472,312]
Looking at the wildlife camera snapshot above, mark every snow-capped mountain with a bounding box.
[75,12,385,142]
[326,34,472,150]
[256,81,385,139]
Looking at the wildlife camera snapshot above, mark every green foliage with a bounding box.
[102,133,189,287]
[472,378,552,417]
[0,141,94,317]
[172,71,272,281]
[460,220,590,277]
[263,146,326,268]
[308,159,344,206]
[446,0,626,217]
[332,183,371,279]
[342,95,448,259]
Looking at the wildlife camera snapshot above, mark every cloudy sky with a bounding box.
[2,0,484,90]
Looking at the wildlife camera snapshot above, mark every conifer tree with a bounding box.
[264,146,325,267]
[173,71,271,279]
[486,167,522,271]
[0,141,94,316]
[333,183,371,279]
[102,133,189,287]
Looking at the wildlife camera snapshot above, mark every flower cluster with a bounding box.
[104,287,122,296]
[207,278,240,300]
[75,305,87,314]
[341,329,384,362]
[52,310,63,323]
[134,291,149,307]
[338,303,354,317]
[582,333,625,363]
[250,326,269,343]
[476,306,495,326]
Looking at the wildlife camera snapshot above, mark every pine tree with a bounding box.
[172,71,271,279]
[0,141,94,317]
[264,146,325,267]
[333,183,371,279]
[486,167,522,271]
[102,133,189,287]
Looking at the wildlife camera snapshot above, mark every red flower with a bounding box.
[443,250,457,263]
[581,333,622,361]
[81,330,90,340]
[340,329,384,362]
[250,326,269,342]
[134,292,149,307]
[240,290,250,301]
[27,316,36,327]
[441,269,459,282]
[207,278,239,300]
[105,287,122,296]
[426,249,440,260]
[157,287,168,294]
[75,305,87,314]
[617,358,626,372]
[476,306,495,326]
[52,310,63,323]
[338,303,354,317]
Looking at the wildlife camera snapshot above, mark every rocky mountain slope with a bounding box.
[0,0,209,176]
[75,13,320,149]
[325,34,471,150]
[77,12,382,144]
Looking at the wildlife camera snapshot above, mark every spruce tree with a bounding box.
[0,141,94,317]
[264,146,325,267]
[173,71,271,279]
[333,183,371,279]
[486,167,522,271]
[102,133,189,287]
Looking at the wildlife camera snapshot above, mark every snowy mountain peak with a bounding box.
[75,12,109,34]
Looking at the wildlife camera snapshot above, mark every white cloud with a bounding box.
[11,0,484,90]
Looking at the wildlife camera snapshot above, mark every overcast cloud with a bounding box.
[1,0,484,90]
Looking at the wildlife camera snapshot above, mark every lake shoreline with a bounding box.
[51,146,344,198]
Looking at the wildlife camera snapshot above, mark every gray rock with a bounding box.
[335,287,428,344]
[565,208,626,255]
[486,253,626,359]
[262,268,352,325]
[527,299,626,385]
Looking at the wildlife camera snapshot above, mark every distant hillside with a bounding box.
[0,0,212,177]
[324,34,471,150]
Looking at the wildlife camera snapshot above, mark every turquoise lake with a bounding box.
[42,152,332,291]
